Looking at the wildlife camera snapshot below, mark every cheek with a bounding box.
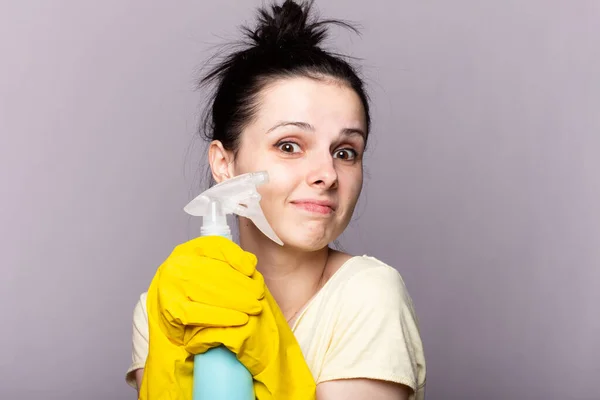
[233,141,279,176]
[231,152,256,176]
[232,144,300,216]
[340,172,363,209]
[257,162,300,203]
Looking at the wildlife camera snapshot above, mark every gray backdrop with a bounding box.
[1,1,598,399]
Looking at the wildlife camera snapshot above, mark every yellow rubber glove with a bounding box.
[139,236,264,400]
[139,236,316,400]
[185,283,317,399]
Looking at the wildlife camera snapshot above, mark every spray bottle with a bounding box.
[183,171,283,400]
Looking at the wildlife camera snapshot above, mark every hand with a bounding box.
[155,236,265,345]
[184,281,317,400]
[139,235,266,400]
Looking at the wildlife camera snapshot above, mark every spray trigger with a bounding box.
[183,171,283,246]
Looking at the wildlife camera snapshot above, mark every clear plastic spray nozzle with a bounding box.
[184,171,283,246]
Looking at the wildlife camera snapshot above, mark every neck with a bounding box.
[238,218,330,321]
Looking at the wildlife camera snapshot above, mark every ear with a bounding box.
[208,140,235,183]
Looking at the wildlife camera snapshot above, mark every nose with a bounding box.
[306,151,338,190]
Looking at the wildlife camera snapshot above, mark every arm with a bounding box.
[317,379,411,400]
[136,368,410,400]
[134,368,407,400]
[316,264,426,399]
[135,369,144,397]
[126,293,149,395]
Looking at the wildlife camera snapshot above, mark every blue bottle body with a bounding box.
[193,346,254,399]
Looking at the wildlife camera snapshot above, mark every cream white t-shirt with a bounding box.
[125,255,426,399]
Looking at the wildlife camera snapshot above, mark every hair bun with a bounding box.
[245,0,327,50]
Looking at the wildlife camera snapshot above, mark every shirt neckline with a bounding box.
[290,255,363,331]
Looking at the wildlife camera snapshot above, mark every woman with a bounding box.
[126,1,426,399]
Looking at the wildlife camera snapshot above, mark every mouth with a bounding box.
[290,199,336,215]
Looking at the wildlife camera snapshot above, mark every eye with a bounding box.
[276,141,302,154]
[333,148,357,161]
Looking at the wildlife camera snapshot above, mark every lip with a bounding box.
[291,199,337,215]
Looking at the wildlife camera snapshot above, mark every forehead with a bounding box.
[253,76,366,130]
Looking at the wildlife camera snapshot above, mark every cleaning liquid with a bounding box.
[183,171,283,400]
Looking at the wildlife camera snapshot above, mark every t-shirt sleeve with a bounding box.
[125,292,149,389]
[318,264,426,393]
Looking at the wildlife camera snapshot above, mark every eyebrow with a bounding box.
[266,121,366,138]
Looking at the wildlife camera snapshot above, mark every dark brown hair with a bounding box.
[198,0,371,154]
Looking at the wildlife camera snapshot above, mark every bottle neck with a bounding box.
[200,199,232,239]
[201,224,232,240]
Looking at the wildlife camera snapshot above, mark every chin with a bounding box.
[283,239,330,252]
[277,225,338,252]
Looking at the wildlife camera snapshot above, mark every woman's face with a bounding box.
[230,76,367,251]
